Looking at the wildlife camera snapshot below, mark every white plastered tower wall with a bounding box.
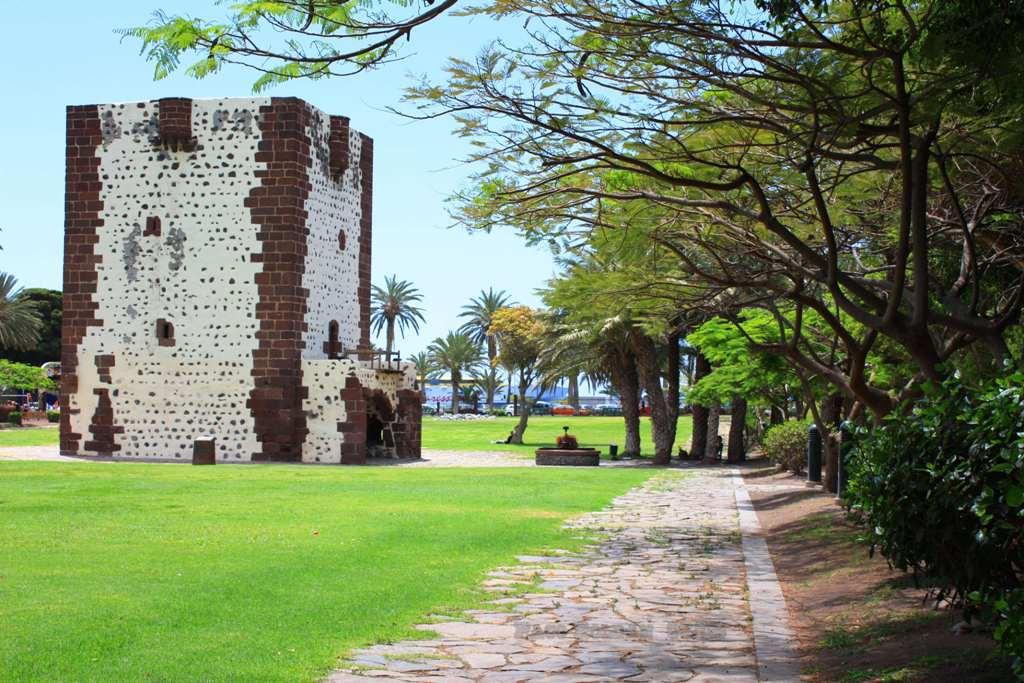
[69,99,267,460]
[302,118,364,358]
[61,97,422,463]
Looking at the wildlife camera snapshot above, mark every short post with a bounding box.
[806,423,822,483]
[193,437,216,465]
[609,443,619,460]
[837,421,852,498]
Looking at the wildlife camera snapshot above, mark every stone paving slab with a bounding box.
[328,470,766,682]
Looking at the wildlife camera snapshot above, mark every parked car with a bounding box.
[421,404,437,416]
[577,407,592,416]
[530,401,553,415]
[503,403,516,416]
[593,404,622,416]
[551,404,577,416]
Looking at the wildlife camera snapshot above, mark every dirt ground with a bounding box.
[741,458,1013,683]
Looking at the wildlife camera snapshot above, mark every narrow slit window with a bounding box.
[144,216,161,237]
[328,320,340,359]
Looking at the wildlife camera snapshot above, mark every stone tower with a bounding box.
[61,97,421,463]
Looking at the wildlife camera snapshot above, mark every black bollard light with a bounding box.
[806,423,822,483]
[609,443,619,460]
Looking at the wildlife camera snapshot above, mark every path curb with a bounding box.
[732,472,803,682]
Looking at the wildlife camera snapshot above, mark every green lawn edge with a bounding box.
[0,461,656,681]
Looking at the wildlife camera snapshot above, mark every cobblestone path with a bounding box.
[330,469,764,682]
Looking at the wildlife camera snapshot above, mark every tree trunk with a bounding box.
[386,318,395,362]
[727,396,747,462]
[689,351,711,458]
[703,401,721,462]
[568,373,580,409]
[821,392,844,429]
[485,337,497,410]
[664,332,681,452]
[633,334,672,465]
[450,377,459,415]
[510,376,530,444]
[824,433,839,493]
[612,350,642,456]
[770,405,784,425]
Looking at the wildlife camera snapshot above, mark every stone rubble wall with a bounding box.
[302,359,421,464]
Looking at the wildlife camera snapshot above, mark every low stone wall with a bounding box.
[535,448,600,466]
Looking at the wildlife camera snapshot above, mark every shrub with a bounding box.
[845,372,1024,675]
[7,411,22,426]
[46,410,60,423]
[763,419,810,474]
[488,408,506,417]
[556,433,579,449]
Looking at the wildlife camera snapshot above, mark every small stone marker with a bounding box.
[193,437,216,465]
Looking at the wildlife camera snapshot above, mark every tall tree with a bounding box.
[539,311,644,456]
[457,288,513,410]
[631,331,675,465]
[428,332,481,414]
[0,274,43,353]
[370,275,425,362]
[470,367,505,413]
[409,0,1024,419]
[489,306,545,444]
[689,352,711,459]
[410,350,435,393]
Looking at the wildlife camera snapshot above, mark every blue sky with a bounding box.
[0,1,555,355]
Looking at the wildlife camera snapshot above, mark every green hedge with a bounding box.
[845,372,1024,678]
[763,419,810,474]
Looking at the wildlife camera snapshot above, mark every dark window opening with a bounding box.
[338,229,347,251]
[144,216,162,237]
[327,320,340,359]
[157,319,175,347]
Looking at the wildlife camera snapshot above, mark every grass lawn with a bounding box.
[0,426,59,447]
[0,461,654,681]
[0,417,694,459]
[422,415,694,458]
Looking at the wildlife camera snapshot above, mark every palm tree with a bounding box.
[541,315,644,456]
[410,350,435,392]
[428,332,481,414]
[458,288,512,410]
[470,367,505,413]
[0,273,42,351]
[370,275,426,362]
